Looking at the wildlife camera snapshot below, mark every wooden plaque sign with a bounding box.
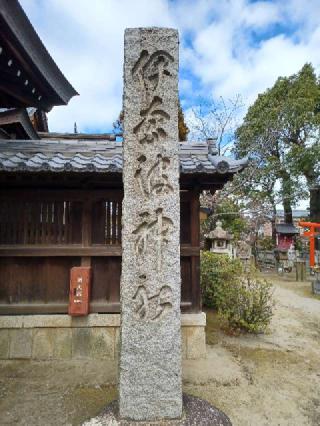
[68,266,91,316]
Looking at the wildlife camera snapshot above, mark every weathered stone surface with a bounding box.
[22,313,121,328]
[72,328,91,358]
[0,313,203,328]
[181,328,187,360]
[119,28,182,421]
[32,329,55,359]
[114,327,120,359]
[0,316,23,328]
[54,329,72,359]
[90,328,114,359]
[181,313,206,327]
[72,328,115,359]
[82,394,232,425]
[9,329,32,359]
[0,329,9,359]
[186,327,206,360]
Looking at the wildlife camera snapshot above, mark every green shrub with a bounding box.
[201,251,274,333]
[200,251,243,308]
[218,274,274,333]
[258,236,275,251]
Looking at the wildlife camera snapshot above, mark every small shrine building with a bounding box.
[0,0,247,362]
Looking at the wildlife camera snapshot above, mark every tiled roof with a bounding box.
[276,210,309,218]
[275,224,299,235]
[0,140,248,175]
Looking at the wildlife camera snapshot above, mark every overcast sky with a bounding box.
[20,0,320,135]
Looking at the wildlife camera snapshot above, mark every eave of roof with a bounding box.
[275,223,299,235]
[38,132,117,141]
[0,0,78,110]
[0,139,248,176]
[0,108,39,139]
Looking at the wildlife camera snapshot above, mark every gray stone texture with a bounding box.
[0,315,205,361]
[9,329,32,359]
[53,329,72,359]
[72,328,114,359]
[0,329,9,359]
[32,329,55,359]
[119,28,182,421]
[0,313,204,329]
[185,327,206,360]
[90,328,114,359]
[72,328,92,358]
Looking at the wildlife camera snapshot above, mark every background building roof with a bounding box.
[275,223,299,235]
[276,210,309,218]
[0,140,248,175]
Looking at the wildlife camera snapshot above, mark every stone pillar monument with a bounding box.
[119,28,182,421]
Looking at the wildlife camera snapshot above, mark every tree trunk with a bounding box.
[271,214,277,244]
[269,200,277,244]
[266,185,277,245]
[310,185,320,222]
[283,197,293,224]
[281,173,293,224]
[303,174,318,222]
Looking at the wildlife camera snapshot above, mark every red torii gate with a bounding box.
[299,221,320,268]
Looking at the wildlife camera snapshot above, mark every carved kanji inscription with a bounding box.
[135,154,173,197]
[132,49,174,107]
[120,28,182,420]
[133,96,170,145]
[132,277,173,321]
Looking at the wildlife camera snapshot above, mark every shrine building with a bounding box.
[0,0,247,361]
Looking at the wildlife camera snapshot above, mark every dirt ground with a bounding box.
[1,273,320,426]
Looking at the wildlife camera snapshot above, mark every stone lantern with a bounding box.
[205,221,235,259]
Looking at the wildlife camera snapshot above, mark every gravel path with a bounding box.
[187,273,320,426]
[0,273,319,425]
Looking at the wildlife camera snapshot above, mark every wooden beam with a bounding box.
[0,301,193,315]
[0,245,199,257]
[180,245,200,256]
[189,187,201,312]
[0,245,122,257]
[0,189,123,201]
[38,132,117,141]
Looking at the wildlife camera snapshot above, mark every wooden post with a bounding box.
[190,187,201,312]
[295,260,306,281]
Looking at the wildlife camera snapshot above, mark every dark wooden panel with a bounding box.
[0,189,123,201]
[106,201,111,244]
[111,202,117,244]
[91,257,121,303]
[0,257,81,304]
[190,188,201,312]
[0,246,199,257]
[181,245,200,256]
[92,199,122,245]
[181,257,192,306]
[0,188,202,314]
[180,200,191,244]
[0,246,122,256]
[0,303,69,314]
[70,201,83,244]
[92,201,106,244]
[0,198,83,245]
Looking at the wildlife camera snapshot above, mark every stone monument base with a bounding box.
[82,394,232,425]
